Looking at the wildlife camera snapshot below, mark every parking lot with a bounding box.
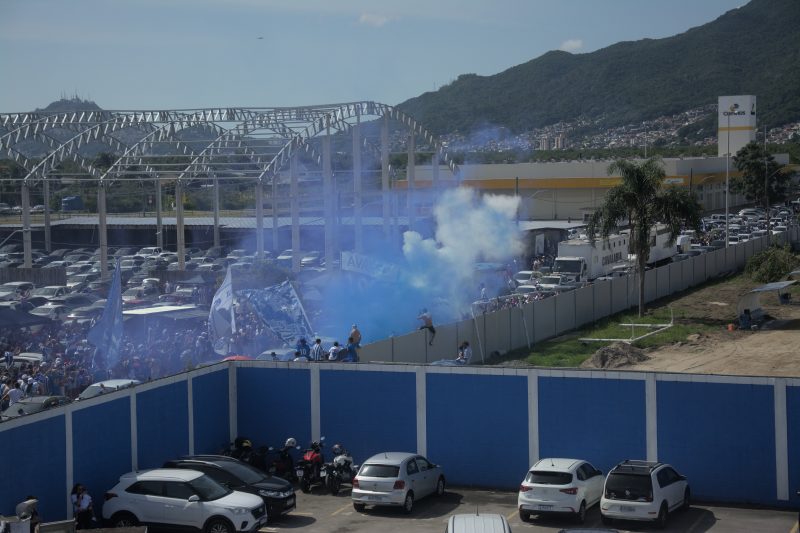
[259,486,798,533]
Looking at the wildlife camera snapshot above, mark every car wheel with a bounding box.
[576,500,586,524]
[682,487,691,511]
[402,491,414,514]
[435,476,446,496]
[656,502,668,529]
[519,510,531,522]
[300,478,311,493]
[205,517,234,533]
[329,476,341,495]
[353,502,366,512]
[111,512,139,528]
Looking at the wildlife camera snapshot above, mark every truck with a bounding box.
[536,274,581,293]
[623,224,678,266]
[552,233,630,283]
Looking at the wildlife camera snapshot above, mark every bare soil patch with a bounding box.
[626,275,800,377]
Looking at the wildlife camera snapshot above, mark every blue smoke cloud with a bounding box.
[310,188,522,344]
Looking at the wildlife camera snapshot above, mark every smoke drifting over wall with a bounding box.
[314,188,522,344]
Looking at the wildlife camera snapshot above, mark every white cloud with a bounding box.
[358,13,390,27]
[559,38,583,53]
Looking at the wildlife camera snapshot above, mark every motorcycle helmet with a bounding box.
[285,437,297,448]
[332,444,343,455]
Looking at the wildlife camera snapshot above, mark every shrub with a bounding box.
[744,245,800,283]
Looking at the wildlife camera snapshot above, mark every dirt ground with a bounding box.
[626,275,800,377]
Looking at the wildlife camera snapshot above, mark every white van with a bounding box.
[136,246,162,257]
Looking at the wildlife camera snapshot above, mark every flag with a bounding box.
[209,267,236,348]
[87,258,124,369]
[239,281,313,346]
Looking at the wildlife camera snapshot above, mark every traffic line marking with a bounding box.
[332,503,352,516]
[506,510,517,521]
[788,520,798,533]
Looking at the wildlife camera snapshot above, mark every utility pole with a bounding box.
[764,125,770,232]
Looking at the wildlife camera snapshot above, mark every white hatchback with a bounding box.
[518,458,604,524]
[102,468,267,533]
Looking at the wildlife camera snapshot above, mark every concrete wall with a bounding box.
[3,363,796,519]
[358,232,800,362]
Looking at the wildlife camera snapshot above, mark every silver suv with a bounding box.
[600,460,689,529]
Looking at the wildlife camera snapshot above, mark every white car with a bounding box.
[352,452,445,514]
[518,458,604,524]
[600,460,689,528]
[102,468,267,533]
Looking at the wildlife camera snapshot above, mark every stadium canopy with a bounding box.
[736,280,796,315]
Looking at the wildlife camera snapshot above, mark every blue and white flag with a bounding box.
[209,267,236,346]
[87,258,124,369]
[239,281,313,346]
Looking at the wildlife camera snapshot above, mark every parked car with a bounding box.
[101,468,267,533]
[29,303,70,321]
[1,395,72,421]
[351,452,445,514]
[30,285,69,299]
[49,293,100,311]
[1,281,34,299]
[77,379,141,400]
[300,251,322,268]
[445,513,512,533]
[66,306,104,325]
[163,455,296,521]
[600,460,689,528]
[518,458,604,524]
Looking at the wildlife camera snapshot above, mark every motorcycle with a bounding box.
[222,436,268,472]
[295,437,326,493]
[267,437,301,481]
[324,444,358,495]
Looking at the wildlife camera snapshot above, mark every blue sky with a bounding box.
[0,0,746,112]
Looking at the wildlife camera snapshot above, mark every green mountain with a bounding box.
[397,0,800,135]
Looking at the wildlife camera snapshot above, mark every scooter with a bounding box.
[267,438,301,481]
[324,444,358,495]
[295,437,325,493]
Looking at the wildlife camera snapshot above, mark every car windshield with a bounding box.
[359,464,400,478]
[540,276,562,284]
[32,287,59,297]
[188,474,230,500]
[526,471,572,485]
[605,473,653,500]
[218,460,266,484]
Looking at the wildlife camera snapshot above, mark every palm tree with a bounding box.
[587,157,702,316]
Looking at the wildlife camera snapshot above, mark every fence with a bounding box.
[0,361,796,522]
[358,229,800,363]
[0,268,66,286]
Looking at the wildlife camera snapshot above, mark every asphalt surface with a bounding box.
[259,485,798,533]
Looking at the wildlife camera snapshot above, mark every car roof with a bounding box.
[446,513,510,533]
[611,459,664,475]
[531,458,583,472]
[363,452,417,465]
[122,468,203,482]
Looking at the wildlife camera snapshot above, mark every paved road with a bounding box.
[260,485,797,533]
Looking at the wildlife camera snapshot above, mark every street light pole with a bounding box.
[725,110,731,248]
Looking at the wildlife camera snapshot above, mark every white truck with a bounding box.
[553,233,630,283]
[623,224,678,266]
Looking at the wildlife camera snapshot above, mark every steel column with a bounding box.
[353,111,363,254]
[213,176,220,247]
[176,181,185,270]
[291,154,300,262]
[98,184,109,279]
[322,115,334,272]
[43,178,51,252]
[155,177,163,250]
[271,176,279,252]
[21,183,32,268]
[407,130,416,232]
[255,180,264,260]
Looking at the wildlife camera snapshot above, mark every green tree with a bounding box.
[587,157,702,316]
[732,141,788,229]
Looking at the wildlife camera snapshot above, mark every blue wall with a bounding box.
[320,369,417,465]
[427,373,528,487]
[657,381,776,504]
[136,380,189,469]
[237,366,311,449]
[0,415,66,520]
[539,376,647,475]
[72,397,132,521]
[192,369,230,454]
[1,364,796,521]
[787,385,800,509]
